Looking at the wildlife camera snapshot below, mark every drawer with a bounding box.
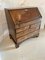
[16,22,40,38]
[30,22,41,31]
[31,22,40,28]
[16,22,41,33]
[16,27,30,38]
[15,19,41,29]
[17,30,39,43]
[16,25,29,33]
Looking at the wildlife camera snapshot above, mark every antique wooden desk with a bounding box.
[5,7,42,48]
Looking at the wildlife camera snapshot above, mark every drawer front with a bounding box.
[16,22,40,38]
[16,21,41,33]
[15,19,41,29]
[17,30,39,43]
[16,25,29,33]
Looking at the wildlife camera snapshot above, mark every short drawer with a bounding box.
[16,25,29,33]
[31,22,40,28]
[30,22,41,31]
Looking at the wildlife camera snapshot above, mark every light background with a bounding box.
[0,0,45,42]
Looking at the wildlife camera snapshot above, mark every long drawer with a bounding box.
[15,19,41,29]
[16,21,41,33]
[17,30,39,43]
[16,22,40,38]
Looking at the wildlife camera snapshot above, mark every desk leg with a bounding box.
[9,34,19,48]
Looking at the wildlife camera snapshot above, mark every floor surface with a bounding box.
[0,29,45,60]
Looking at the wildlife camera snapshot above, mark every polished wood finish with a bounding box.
[5,7,42,48]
